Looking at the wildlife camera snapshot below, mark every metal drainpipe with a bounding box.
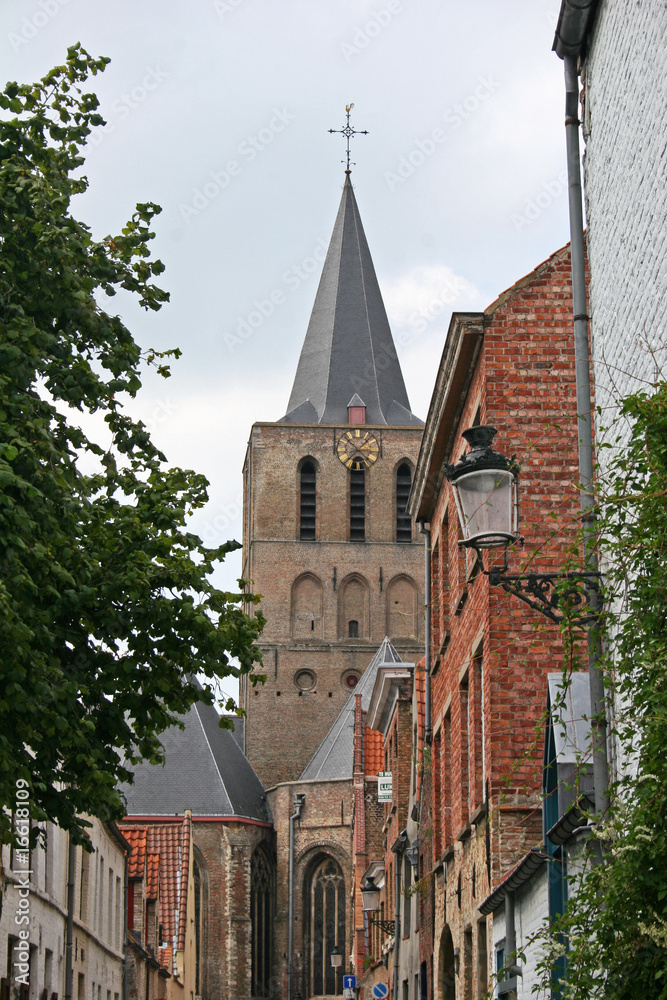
[418,522,432,743]
[563,54,609,822]
[64,834,76,1000]
[391,832,406,1000]
[393,853,401,1000]
[123,852,129,1000]
[287,793,305,1000]
[504,891,522,981]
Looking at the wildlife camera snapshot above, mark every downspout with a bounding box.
[391,832,407,1000]
[123,852,129,1000]
[287,793,305,1000]
[64,835,76,1000]
[418,522,432,742]
[562,52,609,822]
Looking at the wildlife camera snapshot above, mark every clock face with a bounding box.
[336,429,380,470]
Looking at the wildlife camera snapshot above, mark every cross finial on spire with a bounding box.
[328,103,368,173]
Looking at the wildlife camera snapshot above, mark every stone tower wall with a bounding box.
[242,422,424,787]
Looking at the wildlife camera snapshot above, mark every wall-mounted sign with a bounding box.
[378,771,392,802]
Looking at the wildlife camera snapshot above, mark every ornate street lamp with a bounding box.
[445,426,599,623]
[330,945,343,969]
[360,876,396,934]
[446,426,519,553]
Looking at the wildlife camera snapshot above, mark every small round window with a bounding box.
[295,669,316,691]
[343,671,360,690]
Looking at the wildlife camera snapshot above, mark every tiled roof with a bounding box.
[146,853,159,900]
[121,694,270,823]
[300,637,402,781]
[122,813,192,966]
[281,176,422,427]
[364,726,384,776]
[124,828,147,879]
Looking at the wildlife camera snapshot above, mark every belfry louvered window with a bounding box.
[300,461,316,540]
[396,463,412,542]
[350,468,366,541]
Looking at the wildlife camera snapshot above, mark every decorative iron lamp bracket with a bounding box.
[366,916,396,935]
[487,565,601,624]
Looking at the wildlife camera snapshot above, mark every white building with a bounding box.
[1,818,126,1000]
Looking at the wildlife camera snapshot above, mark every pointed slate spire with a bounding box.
[281,176,422,425]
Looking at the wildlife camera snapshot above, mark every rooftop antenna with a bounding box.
[328,103,368,173]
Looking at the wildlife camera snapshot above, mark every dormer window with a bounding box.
[347,393,366,425]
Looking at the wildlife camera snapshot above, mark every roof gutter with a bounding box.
[552,0,598,59]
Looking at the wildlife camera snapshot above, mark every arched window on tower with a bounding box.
[350,467,366,541]
[396,463,412,542]
[387,575,418,639]
[300,460,316,540]
[306,857,346,998]
[251,845,275,999]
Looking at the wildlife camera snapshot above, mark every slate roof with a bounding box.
[122,698,271,824]
[300,637,402,781]
[281,175,422,426]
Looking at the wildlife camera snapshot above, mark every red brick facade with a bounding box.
[411,244,584,999]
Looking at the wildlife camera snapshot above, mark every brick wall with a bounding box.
[267,779,354,999]
[419,245,583,999]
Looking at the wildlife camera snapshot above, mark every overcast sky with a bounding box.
[3,0,572,701]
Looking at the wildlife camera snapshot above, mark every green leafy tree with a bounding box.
[0,46,264,843]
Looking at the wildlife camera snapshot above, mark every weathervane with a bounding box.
[328,103,368,173]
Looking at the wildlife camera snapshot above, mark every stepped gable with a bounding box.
[122,696,271,824]
[300,637,402,781]
[281,175,422,426]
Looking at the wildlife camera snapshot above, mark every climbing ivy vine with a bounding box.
[535,378,667,997]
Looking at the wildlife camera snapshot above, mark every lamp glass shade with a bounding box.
[330,946,343,968]
[361,878,381,912]
[452,469,517,549]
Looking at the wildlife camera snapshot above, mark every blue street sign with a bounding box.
[372,984,389,999]
[343,975,357,989]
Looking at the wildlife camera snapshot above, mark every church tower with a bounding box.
[241,172,424,788]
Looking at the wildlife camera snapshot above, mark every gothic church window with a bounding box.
[251,845,275,999]
[396,463,413,542]
[306,857,345,998]
[300,460,317,540]
[339,575,369,640]
[350,468,366,541]
[387,575,418,639]
[291,574,323,639]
